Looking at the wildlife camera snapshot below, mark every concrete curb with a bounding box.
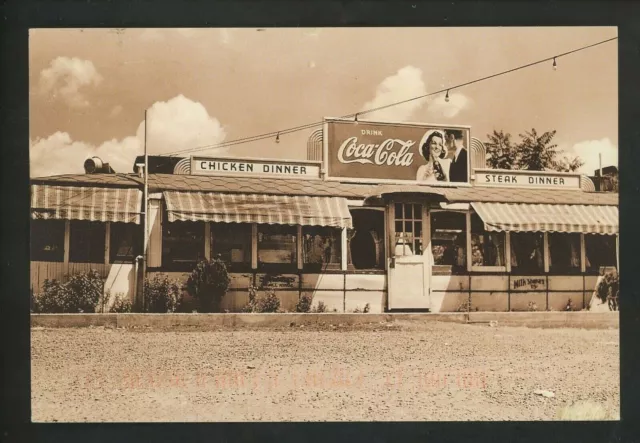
[30,311,619,330]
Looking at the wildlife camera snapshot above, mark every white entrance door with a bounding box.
[388,203,431,310]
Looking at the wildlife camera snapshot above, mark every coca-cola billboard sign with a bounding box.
[326,119,470,184]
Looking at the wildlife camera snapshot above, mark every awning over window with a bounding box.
[163,191,353,229]
[31,185,142,224]
[471,202,618,235]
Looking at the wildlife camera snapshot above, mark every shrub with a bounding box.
[312,300,328,313]
[110,293,133,313]
[186,258,231,313]
[243,285,282,313]
[353,306,362,313]
[363,303,370,313]
[296,293,313,313]
[34,270,104,313]
[596,271,619,311]
[144,274,183,313]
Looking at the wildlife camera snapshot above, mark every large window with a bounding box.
[303,226,341,271]
[510,232,544,274]
[430,211,466,270]
[470,214,506,269]
[31,219,65,262]
[348,209,385,270]
[162,221,204,268]
[211,223,252,270]
[394,203,423,256]
[585,234,617,273]
[69,221,106,263]
[109,223,141,263]
[548,233,581,274]
[258,224,297,268]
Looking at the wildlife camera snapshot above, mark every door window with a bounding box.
[394,203,423,256]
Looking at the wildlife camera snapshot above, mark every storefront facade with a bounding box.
[30,118,619,312]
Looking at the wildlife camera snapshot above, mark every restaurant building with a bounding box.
[30,118,619,312]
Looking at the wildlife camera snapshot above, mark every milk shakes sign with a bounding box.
[326,119,470,183]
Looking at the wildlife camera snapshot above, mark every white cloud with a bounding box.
[569,138,618,175]
[39,56,103,107]
[30,95,227,177]
[361,66,426,122]
[109,105,123,118]
[426,91,472,118]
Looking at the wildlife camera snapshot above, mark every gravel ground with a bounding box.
[31,321,619,422]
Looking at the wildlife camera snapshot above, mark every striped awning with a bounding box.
[31,185,143,224]
[163,191,353,228]
[471,202,618,235]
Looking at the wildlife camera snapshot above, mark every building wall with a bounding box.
[146,270,611,313]
[30,261,112,294]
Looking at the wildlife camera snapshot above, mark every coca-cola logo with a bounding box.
[337,136,415,166]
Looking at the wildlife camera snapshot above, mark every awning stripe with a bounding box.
[31,185,142,224]
[471,202,617,235]
[164,191,353,229]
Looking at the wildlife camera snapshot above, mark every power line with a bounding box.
[162,36,617,157]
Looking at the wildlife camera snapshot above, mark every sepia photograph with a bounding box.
[28,26,619,422]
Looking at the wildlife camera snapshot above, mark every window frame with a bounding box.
[30,219,66,263]
[301,225,342,272]
[468,212,507,273]
[349,207,387,272]
[161,219,206,271]
[508,231,546,275]
[547,232,582,275]
[429,209,468,274]
[109,222,142,264]
[256,223,299,272]
[68,220,107,264]
[584,233,618,275]
[393,202,424,256]
[209,222,253,272]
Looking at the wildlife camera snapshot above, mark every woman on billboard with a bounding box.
[416,129,450,182]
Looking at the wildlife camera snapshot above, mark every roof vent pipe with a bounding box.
[84,156,104,174]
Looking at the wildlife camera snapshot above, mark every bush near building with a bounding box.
[144,274,183,313]
[186,258,231,313]
[32,270,104,313]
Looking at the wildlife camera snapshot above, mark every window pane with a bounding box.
[30,219,65,262]
[472,231,505,266]
[404,221,413,233]
[303,226,341,270]
[415,221,422,237]
[69,221,106,263]
[395,221,403,233]
[258,224,297,265]
[585,234,617,272]
[431,212,466,267]
[211,223,252,268]
[549,233,580,273]
[349,209,385,270]
[510,232,544,273]
[414,204,422,219]
[395,203,403,218]
[110,223,141,263]
[404,204,413,219]
[162,221,205,266]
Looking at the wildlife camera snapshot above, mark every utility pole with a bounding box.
[142,109,149,311]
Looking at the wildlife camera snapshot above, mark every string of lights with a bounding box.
[162,36,617,158]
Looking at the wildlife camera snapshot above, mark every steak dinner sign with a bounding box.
[325,119,470,183]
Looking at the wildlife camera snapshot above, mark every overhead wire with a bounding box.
[160,36,617,157]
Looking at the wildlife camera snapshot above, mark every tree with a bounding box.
[485,130,518,169]
[485,128,584,172]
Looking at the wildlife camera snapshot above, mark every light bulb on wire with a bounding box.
[354,113,358,122]
[445,90,450,102]
[275,132,280,143]
[552,57,557,71]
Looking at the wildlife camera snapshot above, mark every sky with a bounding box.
[29,27,618,177]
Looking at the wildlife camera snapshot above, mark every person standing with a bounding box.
[446,129,469,183]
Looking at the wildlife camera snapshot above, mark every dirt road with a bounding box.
[31,321,619,421]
